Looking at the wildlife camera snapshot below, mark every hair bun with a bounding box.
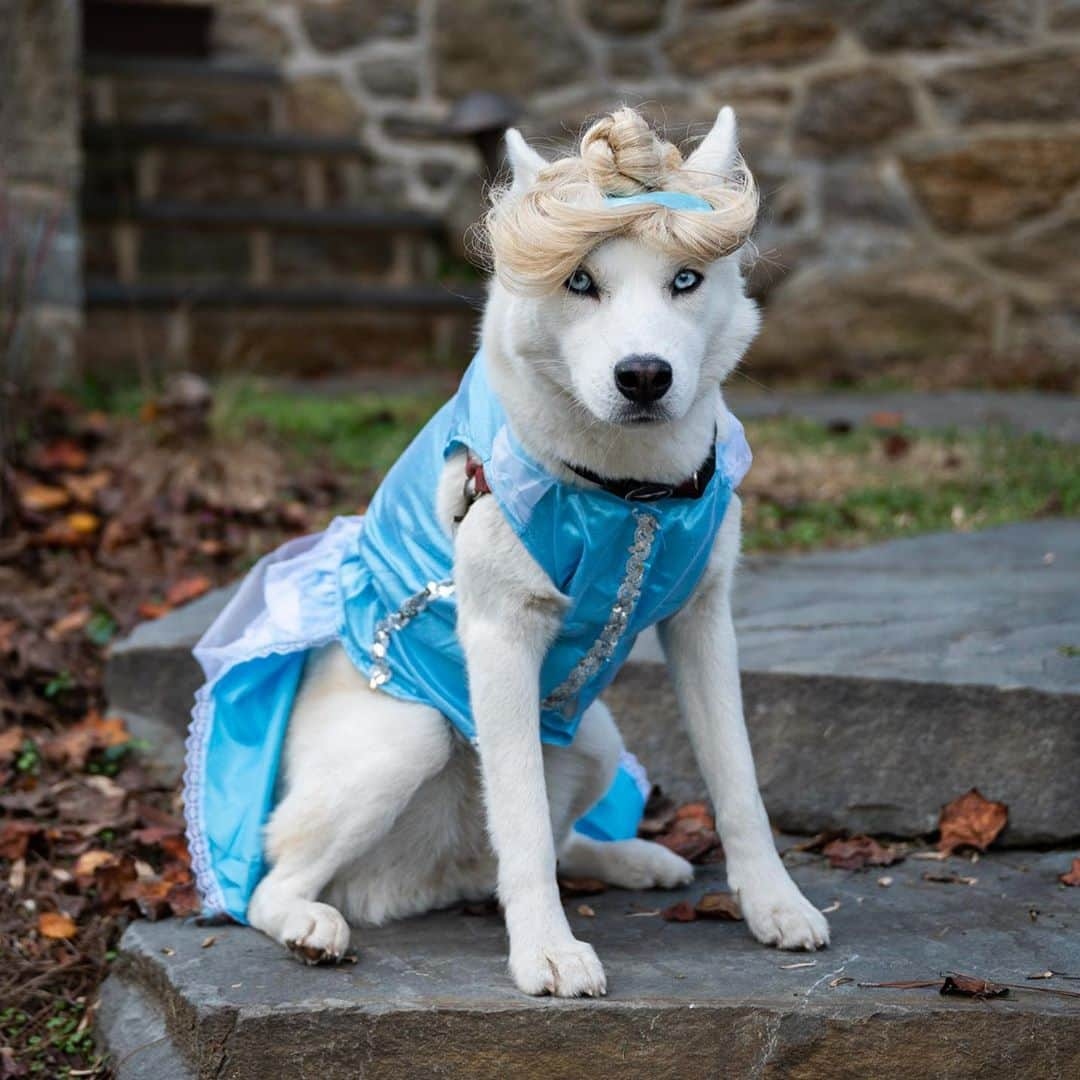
[580,108,682,196]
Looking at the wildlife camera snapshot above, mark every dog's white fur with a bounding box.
[247,108,829,996]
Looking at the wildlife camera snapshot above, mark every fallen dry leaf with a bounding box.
[38,912,77,940]
[43,711,130,769]
[62,468,111,504]
[780,961,817,970]
[941,973,1008,999]
[661,900,697,923]
[201,935,218,949]
[165,575,212,607]
[19,482,71,512]
[695,892,742,921]
[37,438,88,471]
[74,849,119,879]
[937,789,1007,853]
[656,816,721,863]
[823,835,903,871]
[869,410,904,429]
[1058,858,1080,887]
[46,607,93,640]
[0,822,40,861]
[576,904,595,918]
[0,726,25,765]
[558,877,608,897]
[137,601,172,620]
[66,511,100,535]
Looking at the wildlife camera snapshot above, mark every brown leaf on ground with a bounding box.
[18,482,71,512]
[823,835,903,871]
[558,877,608,897]
[695,892,742,921]
[43,711,130,769]
[1058,858,1080,887]
[45,607,92,640]
[38,912,77,940]
[674,801,714,827]
[165,575,212,607]
[869,411,904,429]
[62,468,112,504]
[941,973,1008,999]
[0,726,24,765]
[661,900,697,922]
[655,813,722,863]
[54,776,130,828]
[73,849,119,880]
[938,789,1008,853]
[65,511,100,536]
[37,438,89,472]
[0,821,40,861]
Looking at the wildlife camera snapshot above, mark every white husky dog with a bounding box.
[246,106,829,997]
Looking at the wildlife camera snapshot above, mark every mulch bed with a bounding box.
[0,383,351,1076]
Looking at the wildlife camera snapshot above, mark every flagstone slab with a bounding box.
[105,520,1080,842]
[97,848,1080,1079]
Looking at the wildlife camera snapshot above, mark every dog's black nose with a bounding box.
[614,355,673,405]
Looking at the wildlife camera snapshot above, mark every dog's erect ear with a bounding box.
[504,128,546,195]
[685,106,739,179]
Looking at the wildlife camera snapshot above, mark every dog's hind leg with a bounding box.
[247,643,452,963]
[550,701,693,891]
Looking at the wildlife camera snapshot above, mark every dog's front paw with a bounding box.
[733,870,830,951]
[509,937,607,997]
[282,901,352,964]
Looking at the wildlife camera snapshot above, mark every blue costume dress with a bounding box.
[184,197,752,924]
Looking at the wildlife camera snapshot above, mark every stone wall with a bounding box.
[0,0,83,386]
[193,3,1080,385]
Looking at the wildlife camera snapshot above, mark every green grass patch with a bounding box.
[210,380,444,478]
[97,379,1080,553]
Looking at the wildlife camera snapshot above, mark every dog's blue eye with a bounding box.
[566,269,596,296]
[672,269,703,294]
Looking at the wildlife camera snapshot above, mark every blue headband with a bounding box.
[604,191,713,212]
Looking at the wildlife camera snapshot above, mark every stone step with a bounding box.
[105,520,1080,845]
[82,281,481,380]
[97,850,1080,1078]
[82,200,454,289]
[82,123,391,209]
[84,54,286,134]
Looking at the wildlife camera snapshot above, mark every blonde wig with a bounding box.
[485,107,759,294]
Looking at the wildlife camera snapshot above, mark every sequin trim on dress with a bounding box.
[368,579,455,690]
[541,511,658,714]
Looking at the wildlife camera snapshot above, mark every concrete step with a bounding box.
[97,850,1080,1078]
[105,520,1080,845]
